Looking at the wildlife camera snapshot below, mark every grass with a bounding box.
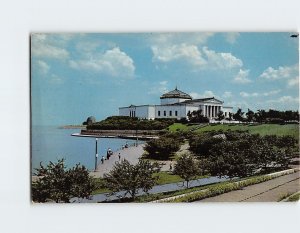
[167,123,299,140]
[163,169,296,203]
[286,192,300,202]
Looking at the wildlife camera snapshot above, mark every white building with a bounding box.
[119,87,233,120]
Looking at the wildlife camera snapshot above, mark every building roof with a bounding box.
[160,87,192,100]
[182,97,224,104]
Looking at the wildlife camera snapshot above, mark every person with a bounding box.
[118,153,121,161]
[169,162,173,171]
[125,142,128,148]
[106,149,110,160]
[101,156,105,164]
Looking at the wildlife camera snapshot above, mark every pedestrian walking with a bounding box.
[101,156,104,164]
[118,153,121,160]
[169,162,173,171]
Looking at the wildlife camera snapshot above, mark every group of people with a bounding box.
[100,148,122,164]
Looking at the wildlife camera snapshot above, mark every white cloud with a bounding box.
[263,89,281,96]
[233,69,251,84]
[267,96,299,104]
[259,64,298,80]
[148,81,169,95]
[36,60,50,75]
[240,89,281,98]
[31,34,69,59]
[287,76,299,88]
[222,91,232,98]
[240,91,259,97]
[152,43,206,65]
[49,74,63,84]
[149,33,214,46]
[224,32,240,44]
[152,44,243,70]
[202,47,243,69]
[69,47,135,78]
[190,90,217,99]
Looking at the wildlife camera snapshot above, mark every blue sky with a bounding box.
[31,32,299,126]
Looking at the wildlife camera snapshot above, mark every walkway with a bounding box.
[70,176,230,203]
[89,144,145,178]
[197,171,300,202]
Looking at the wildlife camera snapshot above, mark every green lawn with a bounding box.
[168,123,299,140]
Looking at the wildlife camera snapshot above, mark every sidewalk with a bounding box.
[89,144,145,178]
[197,171,300,202]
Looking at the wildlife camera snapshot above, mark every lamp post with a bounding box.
[95,138,98,171]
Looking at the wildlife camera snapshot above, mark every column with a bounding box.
[210,105,212,118]
[203,105,206,117]
[212,106,215,118]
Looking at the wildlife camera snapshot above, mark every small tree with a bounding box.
[246,109,254,122]
[217,111,225,121]
[233,108,244,122]
[173,153,201,188]
[144,136,180,160]
[32,159,95,203]
[103,159,161,200]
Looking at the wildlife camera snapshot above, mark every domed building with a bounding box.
[119,87,233,121]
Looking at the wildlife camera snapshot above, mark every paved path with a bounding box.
[71,175,229,203]
[197,171,300,202]
[89,144,145,178]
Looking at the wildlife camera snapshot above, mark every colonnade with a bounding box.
[203,105,221,118]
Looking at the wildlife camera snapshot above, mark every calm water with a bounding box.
[31,126,137,174]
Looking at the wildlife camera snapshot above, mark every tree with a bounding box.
[32,159,95,203]
[144,136,180,160]
[246,109,254,122]
[217,111,225,121]
[103,159,161,200]
[173,153,201,188]
[233,108,244,122]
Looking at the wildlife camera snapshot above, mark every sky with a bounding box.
[31,32,299,126]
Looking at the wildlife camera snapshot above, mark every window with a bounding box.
[164,111,166,116]
[169,111,172,116]
[175,111,178,116]
[158,111,160,116]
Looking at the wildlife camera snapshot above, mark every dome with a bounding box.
[160,87,192,100]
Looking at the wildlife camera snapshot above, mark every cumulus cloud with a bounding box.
[240,89,281,98]
[152,44,243,70]
[202,47,243,69]
[259,65,298,80]
[240,92,258,97]
[69,47,135,78]
[49,74,63,84]
[152,43,206,65]
[267,96,299,104]
[36,60,50,75]
[224,32,240,44]
[287,76,299,88]
[190,90,217,99]
[148,81,169,95]
[222,91,232,98]
[31,34,69,59]
[149,33,214,46]
[233,69,251,84]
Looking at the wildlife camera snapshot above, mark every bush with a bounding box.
[144,136,181,160]
[32,159,95,203]
[87,116,175,130]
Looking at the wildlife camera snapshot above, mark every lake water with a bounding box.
[31,126,137,174]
